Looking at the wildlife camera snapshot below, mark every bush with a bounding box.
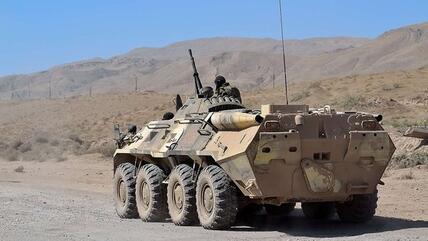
[6,152,19,162]
[18,142,32,153]
[382,86,393,91]
[97,143,116,158]
[341,95,365,109]
[0,141,8,151]
[14,165,24,173]
[11,140,23,150]
[35,136,49,144]
[399,171,415,180]
[68,134,84,145]
[390,119,428,133]
[393,83,401,89]
[391,153,428,169]
[291,91,310,102]
[50,139,59,146]
[56,156,68,162]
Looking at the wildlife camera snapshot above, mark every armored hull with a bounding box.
[113,96,394,229]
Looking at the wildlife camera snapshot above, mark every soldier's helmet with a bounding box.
[214,75,226,88]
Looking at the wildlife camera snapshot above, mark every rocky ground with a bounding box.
[0,155,427,241]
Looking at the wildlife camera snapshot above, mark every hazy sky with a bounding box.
[1,0,427,76]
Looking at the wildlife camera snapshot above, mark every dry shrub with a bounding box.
[68,134,84,145]
[291,91,310,102]
[35,136,49,144]
[391,153,428,169]
[399,171,415,180]
[50,139,59,146]
[93,142,116,158]
[11,140,23,150]
[14,165,24,173]
[56,156,68,162]
[18,142,32,153]
[0,141,8,151]
[6,151,19,162]
[341,95,365,109]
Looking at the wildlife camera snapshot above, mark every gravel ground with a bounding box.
[0,157,427,241]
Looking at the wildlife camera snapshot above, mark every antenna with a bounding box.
[278,0,289,104]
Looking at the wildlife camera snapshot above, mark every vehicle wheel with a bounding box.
[113,162,138,218]
[336,190,378,223]
[265,203,296,215]
[136,164,168,222]
[167,164,198,225]
[302,202,335,219]
[196,165,238,230]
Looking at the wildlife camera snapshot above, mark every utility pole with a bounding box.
[48,79,52,99]
[27,80,31,99]
[89,86,92,97]
[10,81,15,100]
[134,75,138,92]
[272,72,275,89]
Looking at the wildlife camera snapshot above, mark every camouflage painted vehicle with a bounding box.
[112,50,396,230]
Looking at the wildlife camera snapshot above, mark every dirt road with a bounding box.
[1,155,427,241]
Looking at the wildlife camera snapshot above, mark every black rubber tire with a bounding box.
[113,162,138,218]
[265,203,296,216]
[336,190,378,223]
[167,164,198,226]
[196,165,238,230]
[301,202,335,219]
[135,164,168,222]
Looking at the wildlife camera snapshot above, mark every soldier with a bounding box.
[214,75,242,103]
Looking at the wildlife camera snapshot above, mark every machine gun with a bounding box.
[188,49,203,96]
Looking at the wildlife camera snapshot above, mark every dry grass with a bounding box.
[14,165,24,173]
[399,171,415,180]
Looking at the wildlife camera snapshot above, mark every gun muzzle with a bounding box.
[210,112,264,131]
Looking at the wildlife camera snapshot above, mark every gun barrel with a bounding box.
[188,49,203,96]
[210,112,264,131]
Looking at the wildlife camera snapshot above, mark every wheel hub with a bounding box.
[118,179,126,205]
[173,182,183,210]
[141,181,150,208]
[202,184,214,214]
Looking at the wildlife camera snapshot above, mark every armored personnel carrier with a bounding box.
[112,50,395,230]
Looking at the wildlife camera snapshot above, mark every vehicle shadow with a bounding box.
[232,208,428,238]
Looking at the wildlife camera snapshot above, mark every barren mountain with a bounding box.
[1,22,427,100]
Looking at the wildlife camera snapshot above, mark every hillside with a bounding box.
[1,22,427,100]
[0,67,427,165]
